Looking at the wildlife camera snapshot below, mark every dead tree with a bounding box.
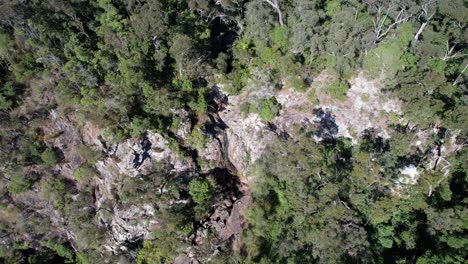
[372,4,411,43]
[413,0,436,41]
[263,0,284,26]
[453,63,468,87]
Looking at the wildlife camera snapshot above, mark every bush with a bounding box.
[45,240,74,263]
[79,144,103,164]
[240,101,254,116]
[0,33,14,60]
[0,82,17,111]
[189,178,212,205]
[40,148,60,167]
[326,81,349,101]
[8,172,32,195]
[258,97,281,121]
[73,164,96,182]
[286,76,307,92]
[308,88,319,104]
[363,23,413,79]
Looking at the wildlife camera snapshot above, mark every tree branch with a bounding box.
[263,0,283,26]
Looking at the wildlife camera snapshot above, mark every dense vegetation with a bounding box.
[0,0,466,263]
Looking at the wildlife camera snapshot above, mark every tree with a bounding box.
[263,0,283,26]
[189,178,212,205]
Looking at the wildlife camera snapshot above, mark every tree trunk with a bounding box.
[413,21,427,41]
[264,0,284,26]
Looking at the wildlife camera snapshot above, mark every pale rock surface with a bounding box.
[42,110,85,180]
[218,93,276,176]
[91,131,194,254]
[398,165,420,185]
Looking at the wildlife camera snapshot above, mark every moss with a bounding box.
[361,95,369,102]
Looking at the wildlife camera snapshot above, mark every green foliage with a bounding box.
[45,240,74,263]
[0,33,14,60]
[364,23,414,79]
[239,97,281,121]
[0,82,18,111]
[286,76,307,92]
[0,0,467,263]
[189,178,212,205]
[258,97,281,121]
[224,67,250,95]
[271,26,289,51]
[40,174,66,210]
[137,236,181,264]
[8,170,32,195]
[78,144,103,164]
[75,250,102,264]
[40,148,60,167]
[172,76,193,92]
[326,81,349,101]
[73,164,96,182]
[187,126,208,151]
[325,0,342,17]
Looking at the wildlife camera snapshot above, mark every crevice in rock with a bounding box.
[132,131,152,170]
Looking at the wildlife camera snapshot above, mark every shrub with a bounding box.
[187,126,208,151]
[40,148,60,167]
[240,101,255,116]
[307,88,319,104]
[258,97,281,121]
[286,76,307,92]
[363,23,413,79]
[45,240,74,263]
[73,164,96,181]
[8,172,32,195]
[189,178,212,205]
[79,144,103,164]
[326,81,349,101]
[0,82,17,111]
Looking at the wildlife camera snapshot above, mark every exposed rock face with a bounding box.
[81,121,104,148]
[29,71,402,259]
[103,132,192,178]
[216,196,250,241]
[174,255,192,264]
[42,110,85,180]
[313,72,402,140]
[215,72,398,177]
[11,71,401,261]
[173,109,192,139]
[88,130,194,254]
[104,204,157,253]
[218,94,276,176]
[199,138,224,169]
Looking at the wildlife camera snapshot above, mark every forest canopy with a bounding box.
[0,0,466,263]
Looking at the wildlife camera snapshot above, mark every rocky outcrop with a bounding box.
[89,130,194,254]
[101,132,192,178]
[42,110,85,180]
[217,94,276,176]
[103,204,158,253]
[216,196,250,241]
